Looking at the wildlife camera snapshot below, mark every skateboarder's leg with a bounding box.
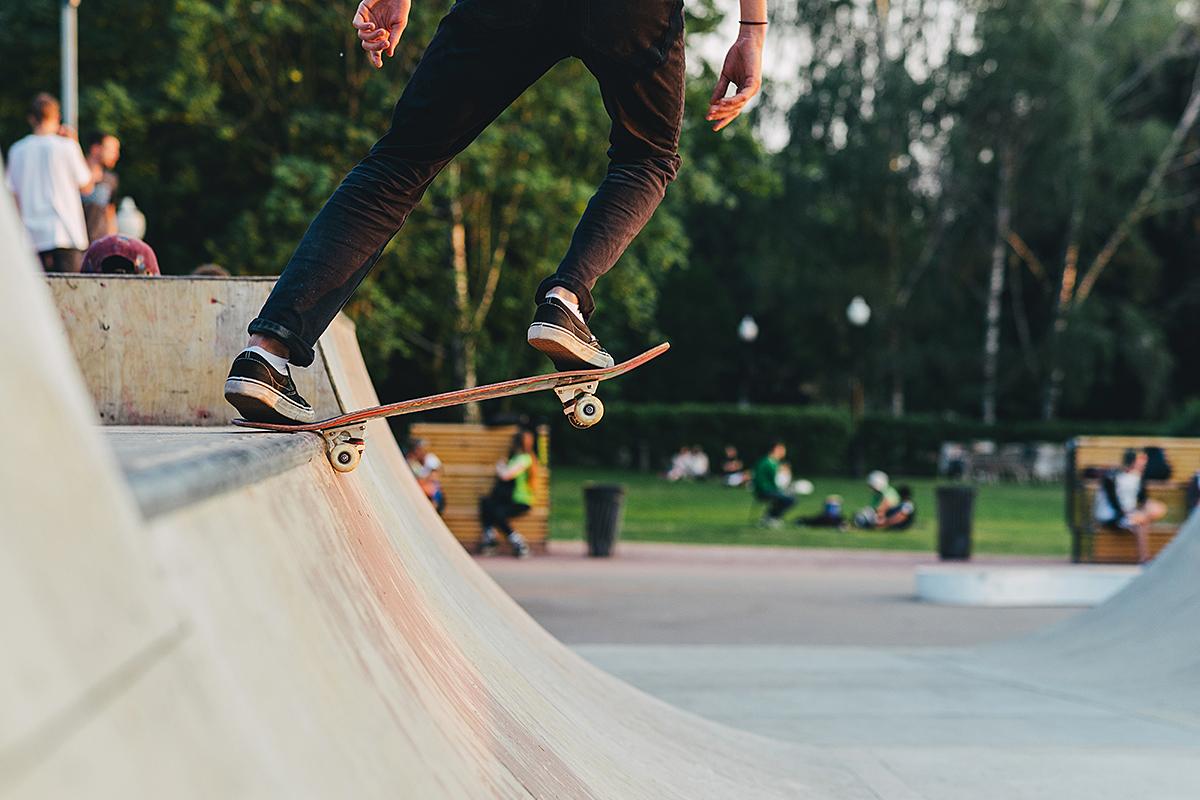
[248,14,566,369]
[528,7,684,368]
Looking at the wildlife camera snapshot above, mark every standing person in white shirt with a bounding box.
[5,93,94,272]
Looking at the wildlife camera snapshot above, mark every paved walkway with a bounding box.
[480,541,1078,646]
[480,542,1200,799]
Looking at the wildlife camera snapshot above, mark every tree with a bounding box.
[972,1,1200,419]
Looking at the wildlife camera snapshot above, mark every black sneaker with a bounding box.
[527,298,615,371]
[224,350,316,424]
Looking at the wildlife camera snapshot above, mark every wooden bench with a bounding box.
[1067,436,1200,563]
[408,423,550,555]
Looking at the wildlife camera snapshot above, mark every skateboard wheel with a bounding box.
[572,394,604,428]
[330,442,362,473]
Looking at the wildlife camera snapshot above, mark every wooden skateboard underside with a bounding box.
[231,342,669,472]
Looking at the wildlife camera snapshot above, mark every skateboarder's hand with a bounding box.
[354,0,411,69]
[707,26,765,132]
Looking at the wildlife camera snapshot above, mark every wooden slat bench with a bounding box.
[408,423,550,555]
[1067,436,1200,563]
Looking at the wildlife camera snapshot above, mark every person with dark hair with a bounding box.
[1093,448,1167,563]
[719,444,748,487]
[478,429,538,558]
[223,0,767,425]
[5,93,94,272]
[81,234,160,275]
[752,442,795,528]
[81,132,121,242]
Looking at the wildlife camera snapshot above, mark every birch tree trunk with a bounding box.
[1041,117,1092,421]
[1040,59,1200,419]
[447,163,482,423]
[981,142,1014,425]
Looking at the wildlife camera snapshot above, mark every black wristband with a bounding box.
[739,20,768,25]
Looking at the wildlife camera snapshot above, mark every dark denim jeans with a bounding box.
[250,0,685,366]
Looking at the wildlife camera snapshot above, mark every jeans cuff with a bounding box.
[535,275,595,320]
[247,318,315,368]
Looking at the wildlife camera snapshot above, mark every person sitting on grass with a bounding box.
[720,444,749,487]
[665,446,691,481]
[665,445,710,482]
[1093,448,1167,563]
[853,470,900,529]
[877,485,917,531]
[797,494,846,530]
[752,442,795,528]
[478,430,537,558]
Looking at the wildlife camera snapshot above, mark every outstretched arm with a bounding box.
[707,0,767,132]
[353,0,412,69]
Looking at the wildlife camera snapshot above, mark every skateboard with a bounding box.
[232,342,670,473]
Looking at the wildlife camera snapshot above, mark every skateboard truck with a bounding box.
[554,380,604,430]
[320,425,366,473]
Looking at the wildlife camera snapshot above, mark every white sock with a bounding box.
[246,345,290,374]
[546,287,585,323]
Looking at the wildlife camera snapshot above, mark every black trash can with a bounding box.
[583,484,626,557]
[935,485,976,560]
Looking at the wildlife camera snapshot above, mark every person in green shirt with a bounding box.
[479,430,537,558]
[854,470,901,528]
[752,442,795,527]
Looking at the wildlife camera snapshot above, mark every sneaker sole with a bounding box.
[224,377,316,425]
[527,322,615,370]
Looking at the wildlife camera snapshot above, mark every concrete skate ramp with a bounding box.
[3,169,1198,799]
[976,508,1200,718]
[0,191,874,797]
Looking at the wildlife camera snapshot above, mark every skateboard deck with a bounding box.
[232,342,669,472]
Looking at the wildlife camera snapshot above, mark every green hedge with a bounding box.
[536,403,1167,476]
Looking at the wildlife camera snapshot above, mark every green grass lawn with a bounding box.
[549,467,1070,557]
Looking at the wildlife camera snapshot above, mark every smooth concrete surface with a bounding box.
[576,643,1200,748]
[45,274,342,425]
[107,426,323,517]
[4,182,1200,799]
[481,542,1079,646]
[485,542,1200,797]
[915,563,1141,607]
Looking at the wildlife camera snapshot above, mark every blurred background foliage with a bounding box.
[2,0,1198,428]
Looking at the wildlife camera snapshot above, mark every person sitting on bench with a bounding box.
[478,430,537,558]
[1094,448,1167,563]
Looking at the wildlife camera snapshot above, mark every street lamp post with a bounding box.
[846,296,871,418]
[737,315,759,409]
[61,0,81,129]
